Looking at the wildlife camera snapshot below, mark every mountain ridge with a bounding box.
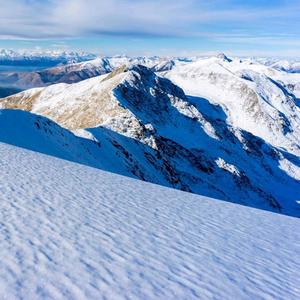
[1,63,299,216]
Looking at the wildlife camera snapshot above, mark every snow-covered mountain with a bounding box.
[2,53,300,92]
[1,64,300,216]
[270,60,300,73]
[163,55,300,155]
[0,49,96,66]
[255,57,300,73]
[1,140,299,299]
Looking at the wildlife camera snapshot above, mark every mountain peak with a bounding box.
[216,53,232,62]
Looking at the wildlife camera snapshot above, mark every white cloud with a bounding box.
[0,0,193,39]
[0,0,299,41]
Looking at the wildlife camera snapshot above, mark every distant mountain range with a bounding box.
[0,49,96,66]
[0,55,175,90]
[1,53,300,92]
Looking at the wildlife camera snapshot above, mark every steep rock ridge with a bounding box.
[216,53,232,62]
[0,65,196,132]
[1,65,300,216]
[164,56,300,155]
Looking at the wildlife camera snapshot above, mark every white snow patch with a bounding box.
[0,142,299,299]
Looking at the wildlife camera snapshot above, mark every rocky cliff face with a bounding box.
[164,56,300,156]
[1,64,300,216]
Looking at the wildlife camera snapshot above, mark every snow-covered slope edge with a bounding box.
[0,109,167,180]
[0,141,299,300]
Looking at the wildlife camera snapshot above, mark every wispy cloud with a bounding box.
[0,0,300,56]
[0,0,299,39]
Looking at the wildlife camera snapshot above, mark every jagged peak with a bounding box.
[216,53,232,62]
[101,64,155,82]
[116,64,187,102]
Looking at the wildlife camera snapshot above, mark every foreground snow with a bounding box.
[0,142,299,299]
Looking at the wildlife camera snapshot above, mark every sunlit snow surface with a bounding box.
[0,142,299,299]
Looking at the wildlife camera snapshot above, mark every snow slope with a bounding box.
[0,141,300,300]
[0,109,165,181]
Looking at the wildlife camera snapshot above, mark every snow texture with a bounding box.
[0,142,300,300]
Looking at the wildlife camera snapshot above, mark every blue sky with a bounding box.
[0,0,300,57]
